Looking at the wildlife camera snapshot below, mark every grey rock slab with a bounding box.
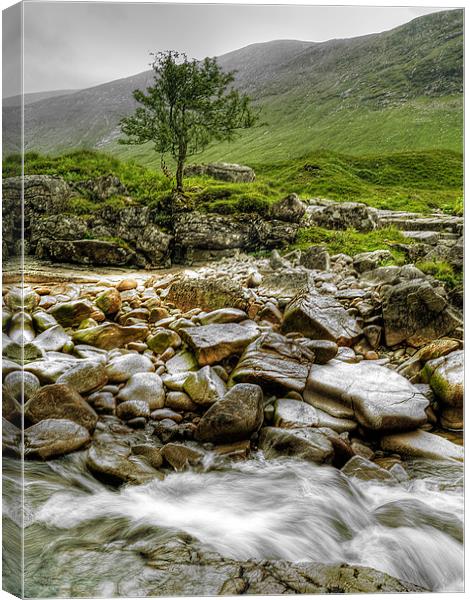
[282,287,362,346]
[341,455,395,482]
[180,322,259,366]
[258,426,334,464]
[381,430,463,462]
[273,398,319,428]
[230,332,313,394]
[304,360,428,432]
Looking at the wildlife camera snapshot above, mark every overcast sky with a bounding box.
[5,2,453,96]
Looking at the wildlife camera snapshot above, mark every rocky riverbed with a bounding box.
[2,249,464,596]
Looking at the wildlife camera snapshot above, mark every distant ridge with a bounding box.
[2,9,463,161]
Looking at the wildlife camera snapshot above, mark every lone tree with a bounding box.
[119,51,257,192]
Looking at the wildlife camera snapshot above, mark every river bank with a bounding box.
[2,251,464,596]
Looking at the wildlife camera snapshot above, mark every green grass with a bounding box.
[290,226,410,263]
[415,260,462,288]
[6,147,462,218]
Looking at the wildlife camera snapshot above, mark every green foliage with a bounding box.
[415,260,462,288]
[292,226,410,263]
[119,50,257,190]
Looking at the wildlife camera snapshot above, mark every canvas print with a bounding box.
[2,1,464,597]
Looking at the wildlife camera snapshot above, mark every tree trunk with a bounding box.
[176,157,185,192]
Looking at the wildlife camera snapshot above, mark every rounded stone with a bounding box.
[105,353,155,383]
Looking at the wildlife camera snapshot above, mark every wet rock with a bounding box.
[72,323,149,350]
[304,361,428,432]
[231,332,313,394]
[4,370,41,402]
[147,329,181,354]
[86,440,161,485]
[105,353,155,383]
[23,359,72,383]
[24,419,91,460]
[198,308,247,326]
[131,444,163,469]
[116,400,150,421]
[117,372,166,410]
[258,427,334,464]
[341,455,395,482]
[196,383,264,443]
[422,350,463,430]
[282,287,362,346]
[270,193,306,223]
[183,366,226,406]
[381,430,463,462]
[165,391,198,412]
[300,339,338,364]
[4,287,40,312]
[95,288,122,315]
[382,280,461,347]
[117,279,138,291]
[33,324,70,353]
[8,312,36,344]
[2,418,21,456]
[151,408,183,423]
[2,386,22,425]
[49,299,96,327]
[25,383,98,431]
[56,361,108,394]
[273,399,319,428]
[180,322,259,366]
[88,391,116,415]
[165,350,198,374]
[2,336,44,362]
[160,443,203,470]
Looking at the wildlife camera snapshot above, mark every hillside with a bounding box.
[2,9,463,161]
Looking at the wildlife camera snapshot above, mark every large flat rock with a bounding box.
[282,287,362,346]
[304,361,428,432]
[180,322,259,366]
[381,430,463,462]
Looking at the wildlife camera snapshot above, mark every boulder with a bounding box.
[299,246,331,271]
[282,286,362,346]
[382,280,461,347]
[273,399,319,428]
[2,386,22,425]
[195,383,264,443]
[4,370,40,402]
[231,332,313,394]
[37,239,135,266]
[183,366,226,406]
[304,361,428,432]
[33,324,71,352]
[117,372,166,410]
[147,329,181,354]
[165,391,197,412]
[166,276,250,313]
[341,455,395,482]
[105,353,155,383]
[180,322,259,366]
[381,430,463,462]
[160,443,204,470]
[184,162,255,183]
[25,383,98,431]
[56,361,108,395]
[258,427,334,464]
[270,193,306,223]
[86,441,161,485]
[309,201,378,232]
[24,419,91,460]
[198,308,247,326]
[49,299,96,327]
[95,288,122,315]
[353,250,393,273]
[116,400,151,421]
[4,286,40,312]
[72,323,149,350]
[422,350,463,429]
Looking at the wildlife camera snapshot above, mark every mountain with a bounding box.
[2,89,79,108]
[2,9,463,163]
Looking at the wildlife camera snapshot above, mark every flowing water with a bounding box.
[2,453,463,597]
